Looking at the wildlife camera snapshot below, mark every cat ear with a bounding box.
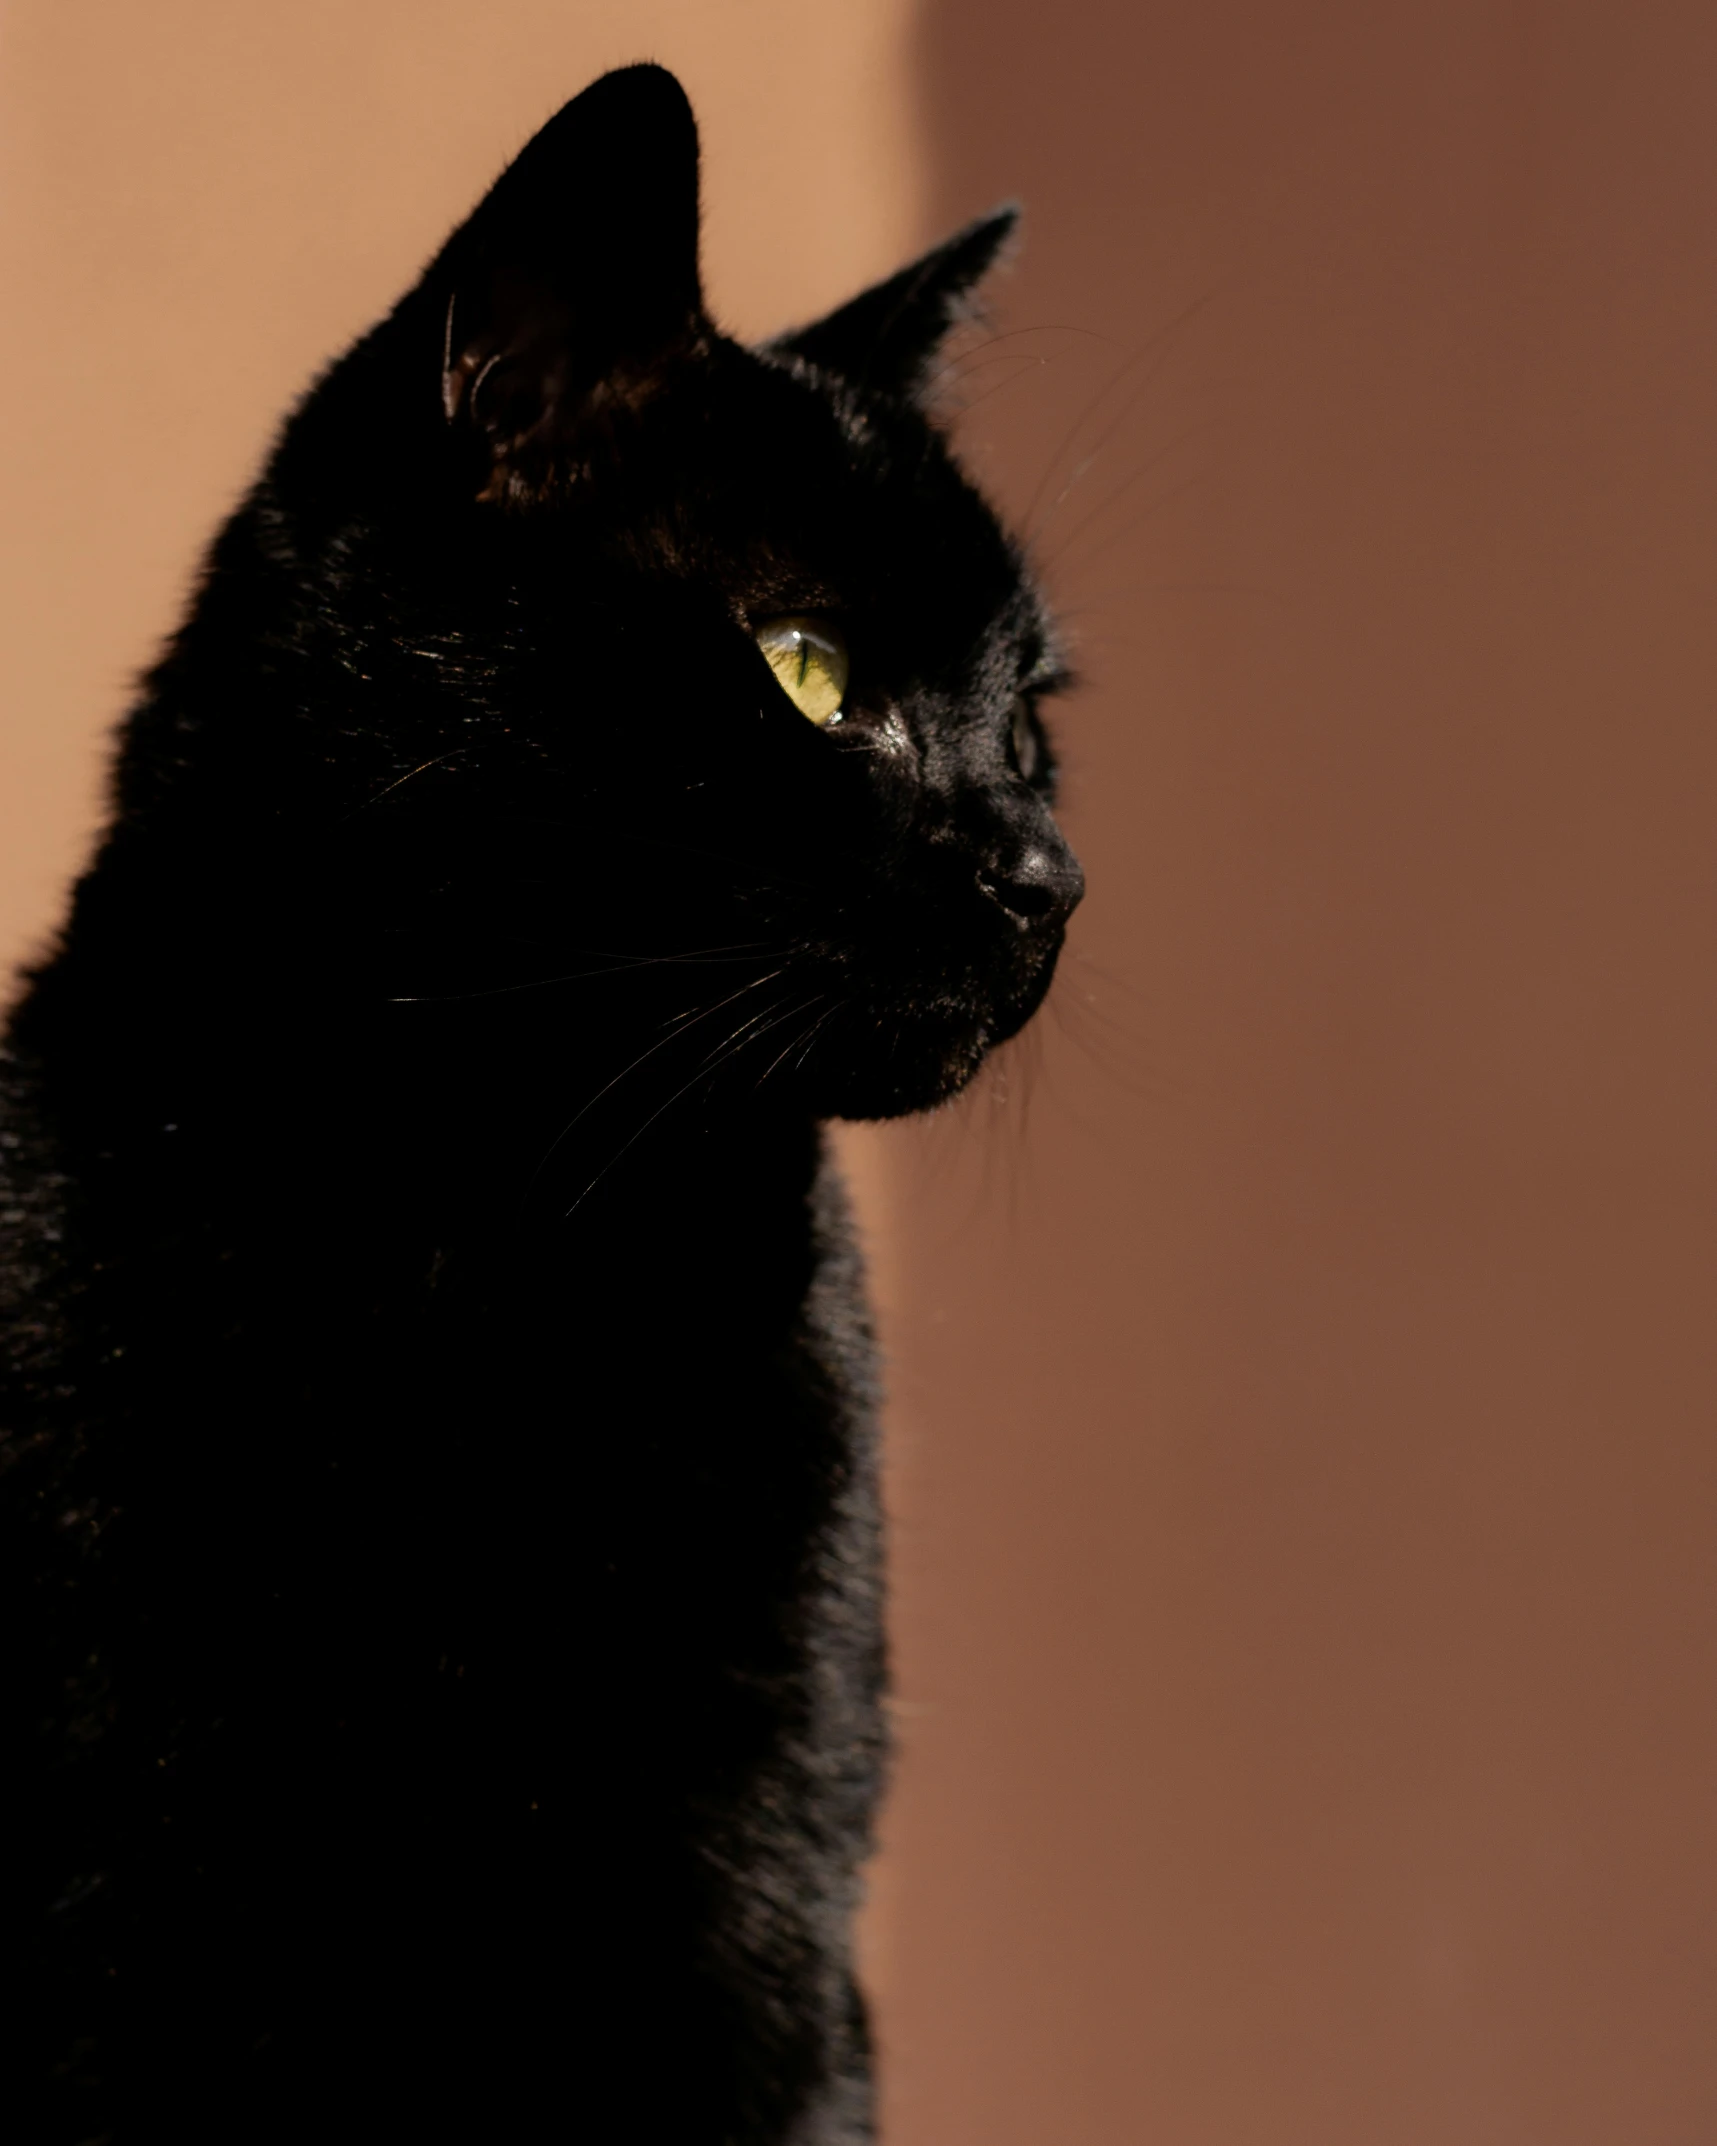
[434,65,704,482]
[773,206,1019,401]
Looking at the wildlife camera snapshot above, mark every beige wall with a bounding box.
[5,6,1716,2142]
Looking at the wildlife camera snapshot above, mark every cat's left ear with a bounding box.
[772,206,1019,402]
[433,64,704,488]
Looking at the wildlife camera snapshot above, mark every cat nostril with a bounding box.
[977,846,1083,926]
[979,871,1055,921]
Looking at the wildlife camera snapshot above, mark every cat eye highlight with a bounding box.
[753,614,849,727]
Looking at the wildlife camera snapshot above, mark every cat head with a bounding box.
[264,64,1081,1122]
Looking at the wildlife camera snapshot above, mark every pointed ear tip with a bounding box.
[956,203,1023,274]
[595,61,694,117]
[533,63,696,151]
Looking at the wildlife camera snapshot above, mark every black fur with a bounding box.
[0,66,1080,2143]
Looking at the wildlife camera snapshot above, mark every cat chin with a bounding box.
[815,982,1048,1121]
[822,1052,989,1122]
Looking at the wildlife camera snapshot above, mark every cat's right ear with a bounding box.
[431,65,704,493]
[773,207,1019,402]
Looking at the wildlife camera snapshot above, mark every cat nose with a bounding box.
[976,839,1085,928]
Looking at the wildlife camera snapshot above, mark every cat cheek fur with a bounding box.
[0,61,1080,2143]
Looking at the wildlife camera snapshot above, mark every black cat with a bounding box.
[0,65,1080,2143]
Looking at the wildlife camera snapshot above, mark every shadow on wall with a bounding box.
[859,2,1717,2143]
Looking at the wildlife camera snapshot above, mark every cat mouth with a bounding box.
[796,927,1068,1120]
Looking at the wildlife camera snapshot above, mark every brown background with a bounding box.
[4,5,1716,2142]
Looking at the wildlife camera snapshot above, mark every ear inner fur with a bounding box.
[434,64,706,486]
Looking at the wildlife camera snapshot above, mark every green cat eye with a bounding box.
[753,614,849,727]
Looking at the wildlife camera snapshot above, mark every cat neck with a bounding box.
[14,914,829,1353]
